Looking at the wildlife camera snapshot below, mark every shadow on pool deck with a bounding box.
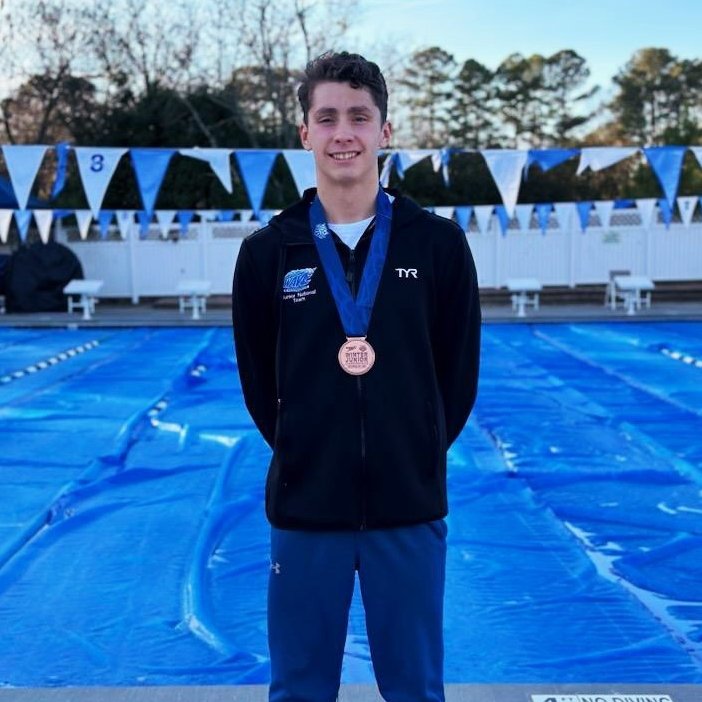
[0,683,701,702]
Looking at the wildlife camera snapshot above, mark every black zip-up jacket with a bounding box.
[232,188,481,530]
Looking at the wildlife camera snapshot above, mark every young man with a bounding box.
[232,52,480,702]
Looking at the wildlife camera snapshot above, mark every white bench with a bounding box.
[613,275,654,316]
[506,278,542,318]
[64,279,104,320]
[176,280,212,320]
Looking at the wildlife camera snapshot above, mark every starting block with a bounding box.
[64,279,104,320]
[613,275,654,316]
[177,280,212,320]
[506,278,542,318]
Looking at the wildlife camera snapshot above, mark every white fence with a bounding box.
[55,211,702,302]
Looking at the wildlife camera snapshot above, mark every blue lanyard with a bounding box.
[309,188,392,337]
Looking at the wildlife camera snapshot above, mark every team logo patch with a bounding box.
[313,223,329,240]
[283,267,317,293]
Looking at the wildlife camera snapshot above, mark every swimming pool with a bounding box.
[0,323,701,685]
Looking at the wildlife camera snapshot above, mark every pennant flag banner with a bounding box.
[50,142,71,199]
[137,211,152,238]
[526,148,578,174]
[644,146,687,206]
[677,196,697,227]
[115,210,134,240]
[594,200,615,229]
[576,147,639,175]
[554,202,576,231]
[396,150,436,178]
[74,210,93,240]
[431,148,452,186]
[658,198,673,229]
[216,210,235,222]
[0,209,13,243]
[98,210,114,239]
[234,151,279,217]
[690,146,702,169]
[33,210,53,244]
[14,210,33,242]
[2,145,49,210]
[283,150,316,196]
[494,205,510,236]
[576,202,593,232]
[481,149,528,218]
[177,210,194,236]
[179,148,234,193]
[514,204,533,232]
[75,147,128,216]
[238,209,253,222]
[433,206,455,221]
[454,206,473,232]
[131,149,176,216]
[379,153,395,187]
[535,203,552,234]
[636,198,657,229]
[474,205,494,234]
[155,210,177,239]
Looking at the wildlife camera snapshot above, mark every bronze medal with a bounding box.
[338,337,375,375]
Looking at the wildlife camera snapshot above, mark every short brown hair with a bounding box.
[298,51,388,124]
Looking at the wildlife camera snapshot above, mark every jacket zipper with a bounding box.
[346,246,368,530]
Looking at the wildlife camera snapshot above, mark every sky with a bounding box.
[351,0,702,94]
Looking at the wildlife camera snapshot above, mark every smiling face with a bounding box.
[299,81,392,193]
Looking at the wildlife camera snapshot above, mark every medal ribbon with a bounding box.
[309,187,392,337]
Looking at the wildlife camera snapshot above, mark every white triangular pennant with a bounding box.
[554,202,576,230]
[690,146,702,169]
[474,205,494,233]
[238,209,253,222]
[282,150,316,196]
[197,209,219,222]
[433,206,455,221]
[155,210,177,239]
[677,196,697,227]
[2,145,49,210]
[481,150,528,218]
[33,210,54,244]
[379,153,395,187]
[514,204,533,232]
[594,200,615,228]
[636,198,657,228]
[75,147,128,216]
[576,147,639,175]
[115,210,134,239]
[180,148,234,193]
[74,210,93,240]
[396,149,435,177]
[0,209,12,244]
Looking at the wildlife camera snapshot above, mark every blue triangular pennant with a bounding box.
[3,145,49,210]
[130,148,176,216]
[13,210,33,241]
[526,148,578,175]
[658,198,673,229]
[98,210,114,239]
[75,147,128,216]
[494,204,510,236]
[644,146,687,207]
[234,150,279,217]
[50,142,71,199]
[576,201,592,232]
[177,210,194,236]
[283,150,316,196]
[454,206,473,232]
[217,209,235,222]
[535,203,553,234]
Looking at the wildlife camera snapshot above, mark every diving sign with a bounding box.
[531,695,674,702]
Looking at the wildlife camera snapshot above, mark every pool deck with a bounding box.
[1,298,702,327]
[0,683,699,702]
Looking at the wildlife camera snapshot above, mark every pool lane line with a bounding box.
[0,340,101,385]
[658,346,702,369]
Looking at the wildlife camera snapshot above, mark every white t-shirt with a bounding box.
[330,216,375,251]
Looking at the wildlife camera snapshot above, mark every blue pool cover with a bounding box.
[0,322,701,685]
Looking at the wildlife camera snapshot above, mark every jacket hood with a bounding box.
[264,187,426,243]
